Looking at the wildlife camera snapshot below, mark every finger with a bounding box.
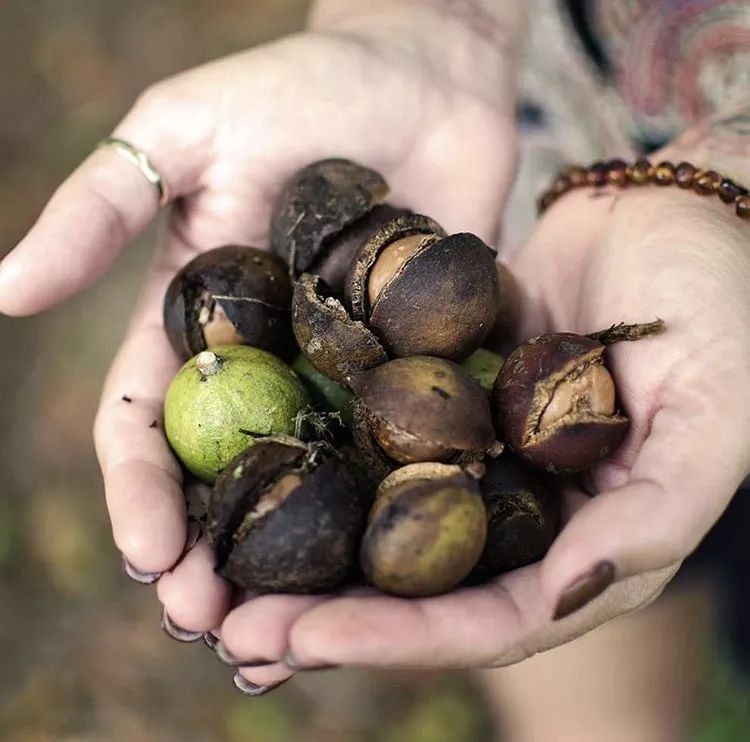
[233,665,295,696]
[0,86,210,316]
[541,397,750,621]
[219,594,329,666]
[285,561,673,670]
[94,265,185,574]
[287,571,542,670]
[157,539,232,633]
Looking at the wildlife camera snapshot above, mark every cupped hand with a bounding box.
[0,25,517,676]
[216,176,750,680]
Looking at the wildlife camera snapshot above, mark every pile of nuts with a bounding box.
[162,159,664,598]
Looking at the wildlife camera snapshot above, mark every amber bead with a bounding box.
[674,162,696,189]
[652,161,676,185]
[627,158,652,184]
[693,170,721,195]
[587,161,608,187]
[737,195,750,219]
[565,165,589,187]
[718,178,742,204]
[606,159,628,186]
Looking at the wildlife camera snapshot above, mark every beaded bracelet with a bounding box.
[537,158,750,220]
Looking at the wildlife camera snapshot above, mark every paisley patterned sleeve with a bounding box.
[592,0,750,146]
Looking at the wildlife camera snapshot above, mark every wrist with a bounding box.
[308,0,526,112]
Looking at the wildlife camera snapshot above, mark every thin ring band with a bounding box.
[97,136,170,207]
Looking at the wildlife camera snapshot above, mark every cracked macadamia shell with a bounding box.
[351,356,497,469]
[470,453,559,581]
[360,469,487,597]
[163,245,293,360]
[292,273,387,387]
[270,158,389,275]
[347,215,499,360]
[491,333,629,473]
[208,438,367,593]
[313,203,411,297]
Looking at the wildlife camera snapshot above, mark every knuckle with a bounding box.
[132,82,169,115]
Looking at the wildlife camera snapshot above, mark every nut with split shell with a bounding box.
[207,437,367,593]
[351,356,500,477]
[292,273,388,387]
[270,158,394,287]
[470,452,559,582]
[346,214,500,359]
[313,203,412,298]
[360,463,487,597]
[163,245,293,360]
[491,333,628,473]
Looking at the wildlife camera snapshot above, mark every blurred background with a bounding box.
[0,1,748,740]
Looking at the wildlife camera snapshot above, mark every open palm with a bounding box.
[0,29,516,687]
[214,182,750,689]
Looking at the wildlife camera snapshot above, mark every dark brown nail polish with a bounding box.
[232,672,291,697]
[160,608,204,643]
[282,651,338,672]
[122,557,161,585]
[215,640,273,668]
[553,561,616,621]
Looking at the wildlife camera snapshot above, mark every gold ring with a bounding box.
[97,136,170,207]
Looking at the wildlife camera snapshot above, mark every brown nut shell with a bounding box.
[470,453,559,581]
[270,159,389,275]
[351,399,399,481]
[292,273,387,387]
[371,462,482,521]
[208,438,367,594]
[352,357,497,465]
[312,204,411,298]
[346,213,446,319]
[348,217,498,359]
[360,472,487,597]
[491,334,629,473]
[163,245,293,360]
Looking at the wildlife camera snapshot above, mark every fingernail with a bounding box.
[232,671,291,697]
[203,632,219,651]
[215,640,274,668]
[160,608,204,643]
[553,561,616,621]
[282,651,338,672]
[122,557,162,585]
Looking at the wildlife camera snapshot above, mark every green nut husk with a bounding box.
[164,346,308,483]
[461,348,504,393]
[292,353,354,428]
